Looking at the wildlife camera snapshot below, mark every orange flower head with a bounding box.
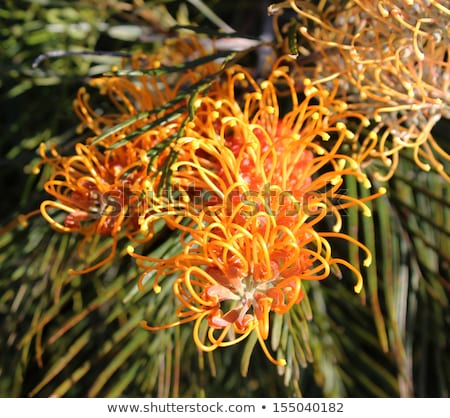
[133,62,385,365]
[270,0,450,180]
[38,141,151,274]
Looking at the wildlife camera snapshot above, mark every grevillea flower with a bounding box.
[38,141,153,274]
[36,36,226,273]
[270,0,450,180]
[131,61,385,365]
[73,36,223,147]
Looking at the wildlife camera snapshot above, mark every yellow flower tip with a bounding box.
[212,110,220,120]
[312,112,319,120]
[254,92,262,101]
[332,223,341,233]
[363,118,371,128]
[305,86,318,96]
[363,177,372,189]
[153,284,162,294]
[261,80,270,90]
[345,130,355,139]
[368,131,378,140]
[303,78,312,87]
[336,122,346,131]
[379,187,387,195]
[422,164,431,172]
[316,146,325,155]
[193,98,202,109]
[32,165,41,175]
[153,60,161,69]
[321,132,330,141]
[337,158,347,170]
[214,100,223,109]
[266,106,275,114]
[349,160,359,170]
[111,65,119,72]
[363,255,372,267]
[374,114,382,123]
[127,245,135,255]
[363,207,372,217]
[331,175,342,185]
[278,358,287,367]
[223,117,237,127]
[353,280,363,294]
[236,72,246,81]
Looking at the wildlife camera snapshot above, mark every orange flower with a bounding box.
[132,62,385,365]
[36,35,227,273]
[73,36,223,147]
[270,0,450,180]
[38,141,152,274]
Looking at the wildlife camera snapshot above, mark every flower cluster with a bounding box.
[270,0,449,180]
[128,58,385,364]
[37,37,386,365]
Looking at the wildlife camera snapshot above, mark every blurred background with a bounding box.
[0,0,449,397]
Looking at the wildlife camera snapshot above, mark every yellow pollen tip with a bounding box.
[194,99,202,109]
[224,118,237,127]
[379,187,387,195]
[236,73,246,81]
[354,280,363,294]
[332,223,341,233]
[363,207,372,217]
[336,122,346,131]
[254,92,262,101]
[279,359,287,366]
[363,178,372,189]
[127,245,135,254]
[312,112,319,120]
[363,256,372,267]
[321,133,330,141]
[331,175,342,185]
[316,146,325,155]
[214,100,223,109]
[338,159,346,170]
[261,80,270,89]
[266,106,275,114]
[154,284,162,294]
[303,78,312,86]
[32,166,41,175]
